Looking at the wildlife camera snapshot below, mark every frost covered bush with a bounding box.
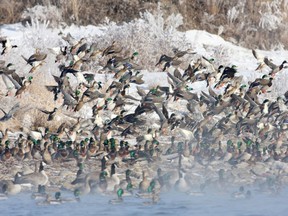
[21,5,63,28]
[22,19,62,51]
[94,9,190,70]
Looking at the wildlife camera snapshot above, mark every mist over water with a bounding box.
[1,189,288,216]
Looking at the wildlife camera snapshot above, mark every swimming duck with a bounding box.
[142,190,160,205]
[31,185,47,200]
[118,169,135,195]
[231,186,251,199]
[37,192,62,206]
[109,188,124,204]
[0,180,21,195]
[60,190,81,203]
[136,180,160,199]
[93,171,108,194]
[0,188,8,200]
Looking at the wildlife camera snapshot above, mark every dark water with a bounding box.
[1,189,288,216]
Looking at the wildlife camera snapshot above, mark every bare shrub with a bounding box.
[0,0,22,24]
[21,5,63,27]
[92,8,188,71]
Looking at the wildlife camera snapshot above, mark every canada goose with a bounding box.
[106,163,120,192]
[0,180,21,195]
[42,142,52,165]
[14,161,48,186]
[75,175,91,196]
[174,170,190,193]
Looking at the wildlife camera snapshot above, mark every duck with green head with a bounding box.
[31,185,47,200]
[118,169,134,196]
[109,188,124,204]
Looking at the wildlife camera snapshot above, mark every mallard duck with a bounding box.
[31,185,47,200]
[22,49,47,66]
[37,192,62,206]
[139,171,150,193]
[92,171,108,194]
[231,186,251,199]
[0,192,8,200]
[109,188,124,204]
[39,108,58,121]
[142,190,160,205]
[61,189,81,203]
[117,169,136,196]
[136,180,160,199]
[264,57,288,77]
[102,41,123,56]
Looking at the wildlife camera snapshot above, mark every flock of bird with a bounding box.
[1,32,288,205]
